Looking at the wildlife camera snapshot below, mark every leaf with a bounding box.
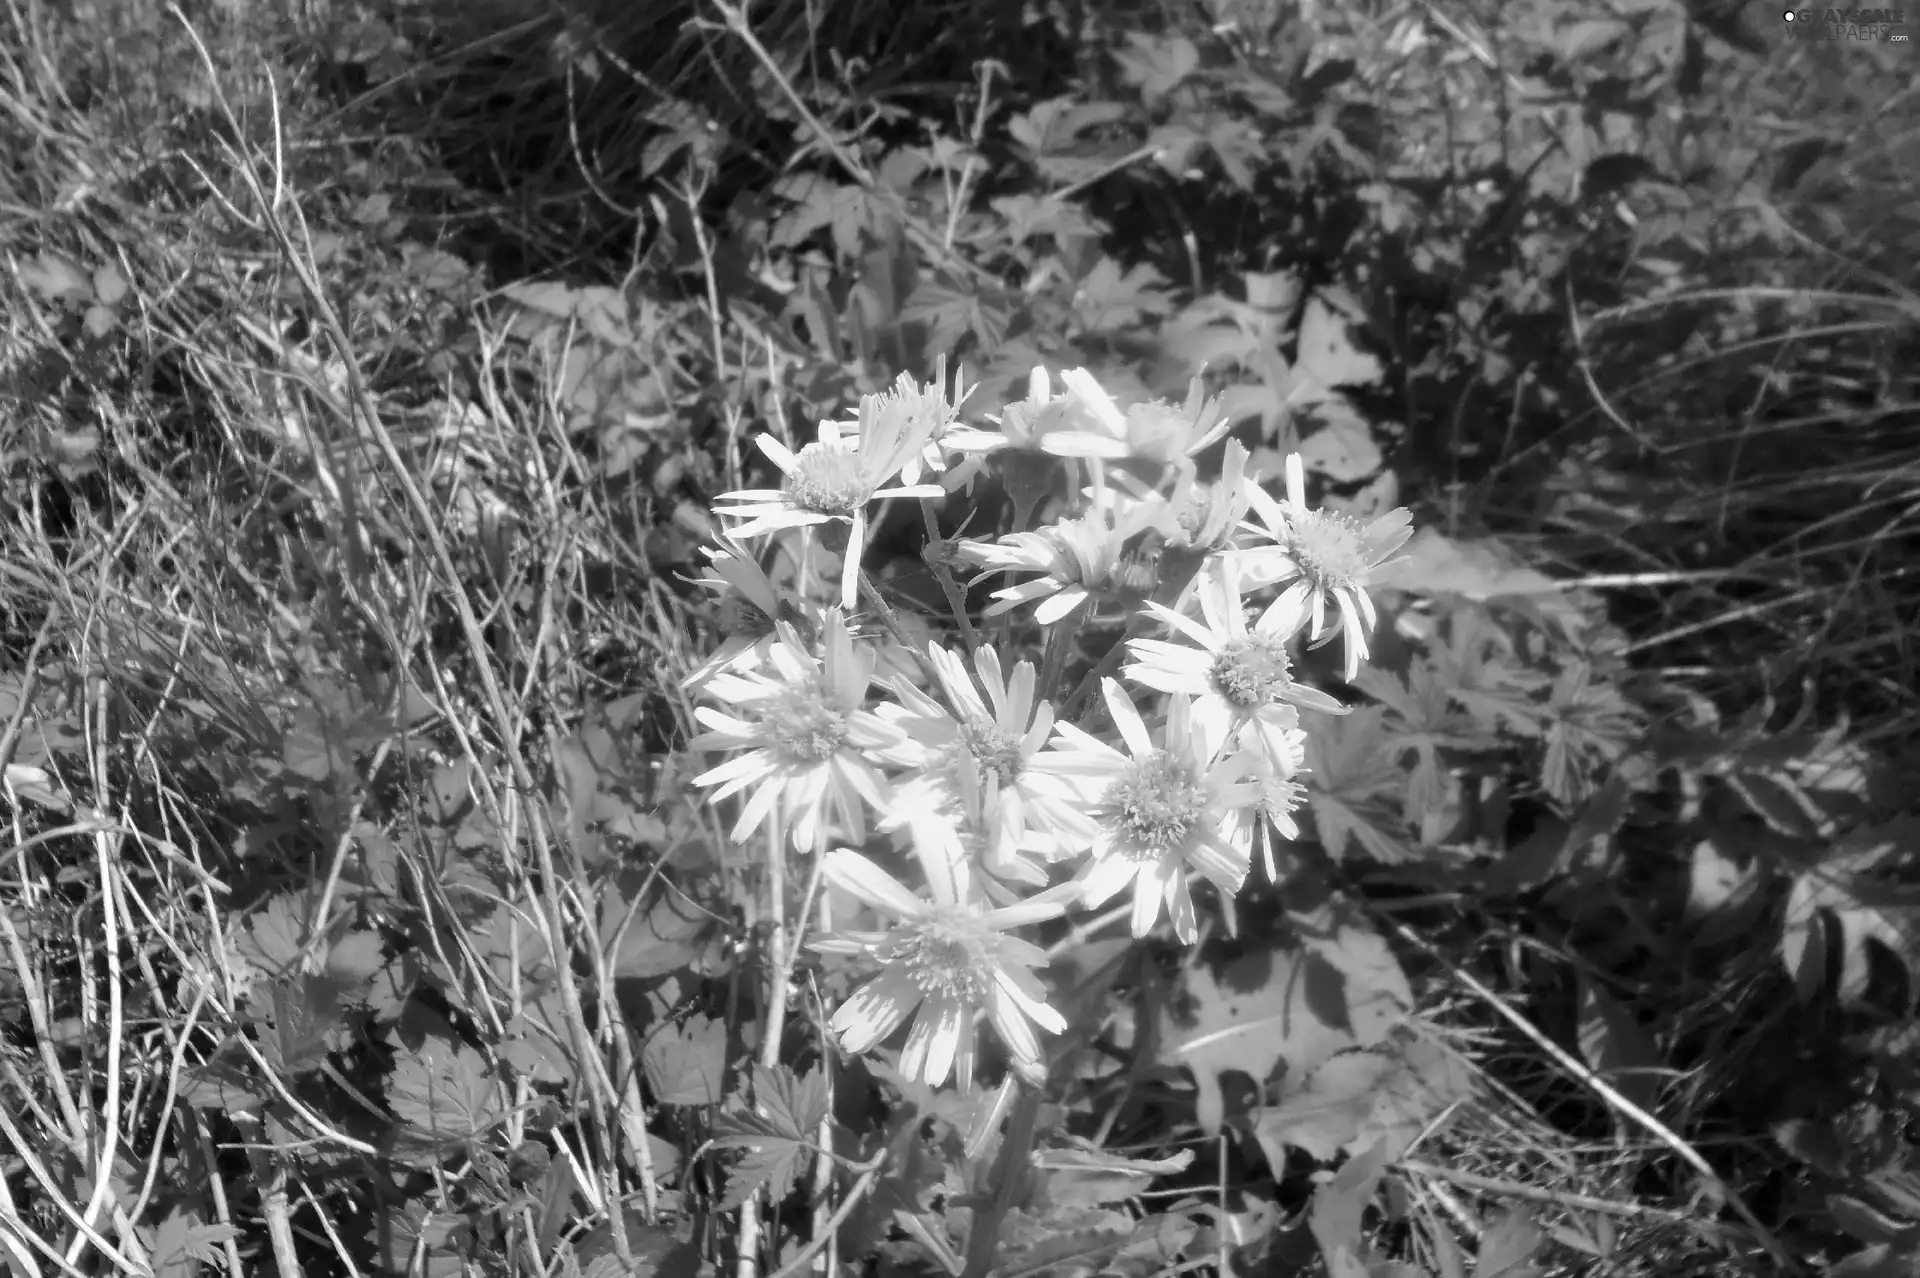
[1259,1051,1395,1161]
[326,930,386,984]
[1073,256,1173,332]
[1357,1033,1475,1160]
[238,894,311,979]
[387,1035,504,1142]
[755,1062,829,1140]
[257,974,348,1075]
[710,1065,828,1208]
[1474,1207,1545,1278]
[1291,291,1382,402]
[149,1205,239,1278]
[1370,530,1587,637]
[1033,1146,1194,1208]
[177,1057,268,1113]
[603,884,715,981]
[1007,97,1129,158]
[1305,708,1414,863]
[1782,867,1920,1011]
[499,1015,575,1086]
[642,1014,728,1106]
[1296,405,1381,482]
[712,1115,805,1210]
[281,700,360,783]
[1307,1140,1388,1270]
[1116,32,1201,100]
[1254,1031,1472,1174]
[1157,927,1410,1135]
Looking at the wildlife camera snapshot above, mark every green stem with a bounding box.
[919,497,980,652]
[960,1084,1043,1278]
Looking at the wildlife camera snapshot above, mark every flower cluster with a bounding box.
[686,365,1412,1090]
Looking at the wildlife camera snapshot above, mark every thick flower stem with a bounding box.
[959,1081,1043,1278]
[737,812,795,1278]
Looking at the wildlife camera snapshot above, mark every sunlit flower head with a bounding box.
[681,538,807,694]
[1044,681,1261,943]
[943,366,1133,462]
[1219,741,1310,885]
[845,359,972,487]
[1235,453,1413,682]
[875,643,1095,861]
[711,416,946,610]
[1124,556,1347,767]
[954,501,1158,624]
[1061,369,1233,475]
[1159,439,1254,556]
[689,610,911,853]
[814,847,1070,1091]
[890,766,1060,900]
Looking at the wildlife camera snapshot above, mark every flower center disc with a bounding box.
[1290,510,1367,588]
[1104,750,1205,860]
[957,719,1025,787]
[892,908,998,1003]
[784,444,867,516]
[762,685,849,763]
[1212,636,1293,708]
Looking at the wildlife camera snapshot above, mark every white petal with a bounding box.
[757,433,798,473]
[923,995,967,1089]
[823,849,926,919]
[996,968,1066,1036]
[1034,588,1087,626]
[840,511,866,610]
[988,985,1042,1064]
[953,1020,977,1095]
[1145,601,1224,652]
[730,776,785,844]
[1079,855,1137,908]
[1187,832,1249,894]
[833,968,922,1053]
[1165,875,1198,945]
[1129,862,1168,936]
[1102,679,1154,759]
[1060,367,1129,435]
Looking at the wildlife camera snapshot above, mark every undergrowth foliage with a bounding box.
[2,1,1918,1278]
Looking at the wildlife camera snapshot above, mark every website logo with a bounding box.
[1781,8,1910,40]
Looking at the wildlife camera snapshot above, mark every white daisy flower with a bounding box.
[875,644,1096,861]
[843,359,972,487]
[1124,556,1348,768]
[1160,439,1254,556]
[1060,368,1234,475]
[815,847,1070,1091]
[1235,453,1414,682]
[712,412,947,610]
[889,765,1060,901]
[1219,742,1310,885]
[939,365,1132,519]
[953,502,1157,624]
[941,365,1133,463]
[689,610,911,853]
[1045,680,1261,944]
